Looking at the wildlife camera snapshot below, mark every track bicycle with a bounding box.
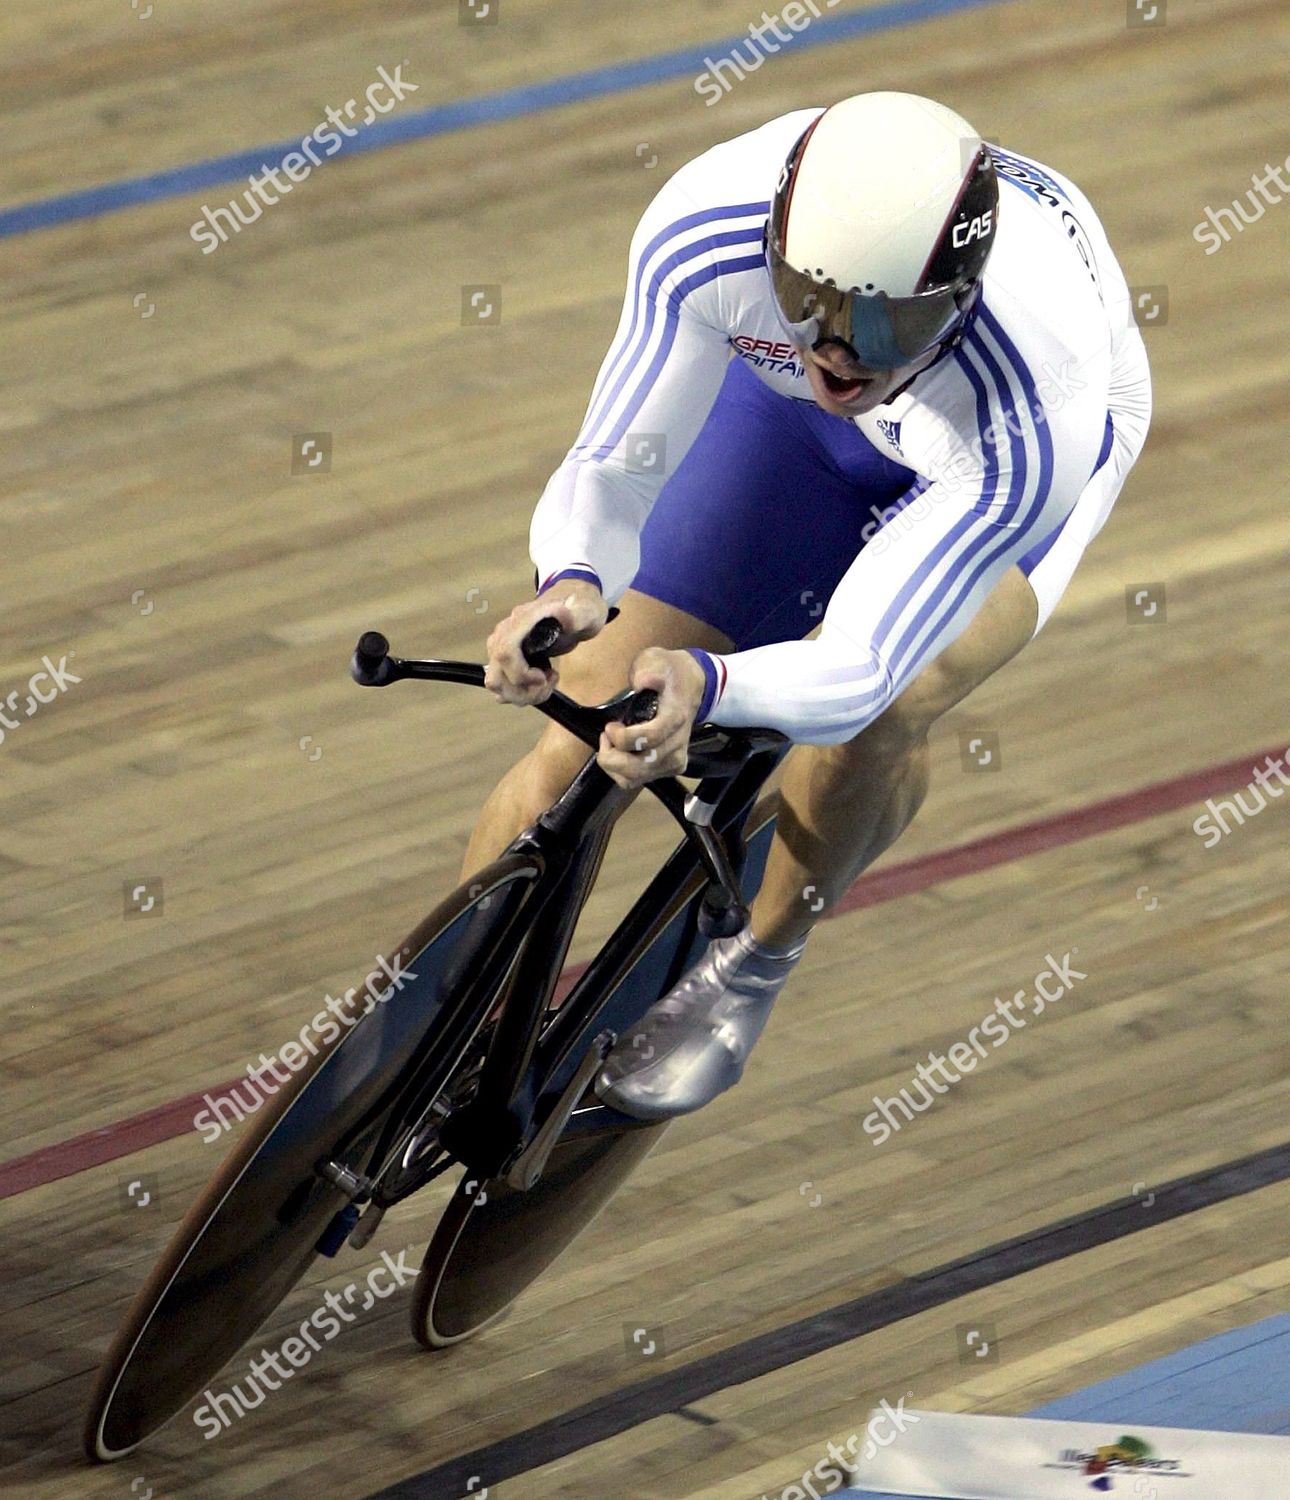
[85,620,787,1460]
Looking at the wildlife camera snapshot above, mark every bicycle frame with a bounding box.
[349,630,787,1200]
[80,628,788,1461]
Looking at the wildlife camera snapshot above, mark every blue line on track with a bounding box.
[0,0,1003,238]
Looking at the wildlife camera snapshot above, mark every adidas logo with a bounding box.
[876,418,904,456]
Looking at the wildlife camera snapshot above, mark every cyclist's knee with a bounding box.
[859,639,989,756]
[845,686,940,764]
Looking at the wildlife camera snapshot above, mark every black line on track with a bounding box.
[364,1140,1290,1499]
[674,1405,721,1427]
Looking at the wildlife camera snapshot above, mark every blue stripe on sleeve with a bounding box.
[890,326,1057,680]
[878,367,1012,676]
[865,344,1002,657]
[960,328,1030,524]
[882,321,1044,678]
[1018,410,1113,576]
[579,203,768,447]
[587,245,767,461]
[979,306,1053,506]
[538,566,603,595]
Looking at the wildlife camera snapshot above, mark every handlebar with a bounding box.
[349,627,782,777]
[350,627,786,932]
[519,617,562,670]
[353,631,396,686]
[351,623,662,740]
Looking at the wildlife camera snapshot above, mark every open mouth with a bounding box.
[818,366,873,402]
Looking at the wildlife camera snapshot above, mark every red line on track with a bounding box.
[1,744,1279,1202]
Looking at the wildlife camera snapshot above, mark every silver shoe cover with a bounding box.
[594,926,807,1121]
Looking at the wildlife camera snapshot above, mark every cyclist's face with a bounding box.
[802,339,919,417]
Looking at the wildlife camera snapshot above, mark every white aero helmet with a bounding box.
[766,92,999,370]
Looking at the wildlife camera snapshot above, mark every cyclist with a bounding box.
[465,92,1151,1120]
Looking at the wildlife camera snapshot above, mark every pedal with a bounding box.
[697,889,749,939]
[505,1031,615,1192]
[347,1200,387,1251]
[315,1203,361,1258]
[314,1159,375,1257]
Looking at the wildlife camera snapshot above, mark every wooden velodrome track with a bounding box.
[2,0,1288,1495]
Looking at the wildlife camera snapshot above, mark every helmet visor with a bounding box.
[766,236,966,370]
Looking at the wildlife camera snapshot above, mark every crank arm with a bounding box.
[505,1031,615,1192]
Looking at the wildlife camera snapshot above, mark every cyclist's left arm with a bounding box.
[689,331,1111,745]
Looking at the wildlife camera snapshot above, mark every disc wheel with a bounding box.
[412,1113,667,1347]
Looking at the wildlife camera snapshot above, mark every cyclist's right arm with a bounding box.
[488,178,756,705]
[526,301,727,611]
